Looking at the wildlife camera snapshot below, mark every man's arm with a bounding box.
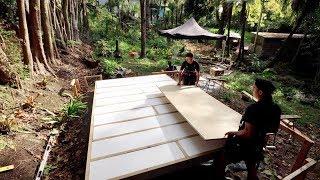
[225,122,255,139]
[177,62,185,85]
[195,62,200,86]
[195,70,200,86]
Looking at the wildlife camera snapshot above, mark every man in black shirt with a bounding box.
[177,52,200,86]
[215,79,281,180]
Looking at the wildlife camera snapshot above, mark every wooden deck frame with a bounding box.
[84,75,103,92]
[282,158,317,180]
[85,75,228,180]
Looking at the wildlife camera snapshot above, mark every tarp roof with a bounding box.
[159,18,226,40]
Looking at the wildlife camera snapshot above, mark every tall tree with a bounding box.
[216,1,228,49]
[274,0,319,62]
[236,0,247,64]
[226,2,233,56]
[82,0,90,41]
[146,0,150,29]
[71,0,80,40]
[41,0,56,65]
[17,0,34,75]
[62,0,72,40]
[29,0,54,74]
[140,0,147,58]
[253,0,265,52]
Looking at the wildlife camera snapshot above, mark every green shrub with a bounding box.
[101,59,119,76]
[66,40,81,47]
[94,40,113,57]
[63,99,87,118]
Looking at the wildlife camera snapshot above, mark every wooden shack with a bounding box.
[252,32,304,58]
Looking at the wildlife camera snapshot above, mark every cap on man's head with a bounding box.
[186,52,193,58]
[255,78,276,95]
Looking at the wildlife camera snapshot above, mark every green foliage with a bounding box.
[225,71,320,126]
[0,0,17,25]
[0,27,27,79]
[247,0,294,31]
[0,136,15,150]
[249,54,269,72]
[101,59,120,76]
[66,40,81,47]
[120,59,168,76]
[63,99,87,118]
[221,91,235,103]
[94,40,113,57]
[43,164,57,175]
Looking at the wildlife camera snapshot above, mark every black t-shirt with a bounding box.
[239,99,281,146]
[180,60,200,73]
[166,65,177,71]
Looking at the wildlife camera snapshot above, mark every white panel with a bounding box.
[154,104,177,114]
[95,89,143,99]
[90,143,185,180]
[95,92,164,106]
[94,97,169,114]
[93,107,156,126]
[91,123,196,159]
[93,112,186,140]
[95,83,159,94]
[95,75,174,89]
[178,136,226,157]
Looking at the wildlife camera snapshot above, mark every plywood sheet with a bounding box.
[91,122,196,159]
[90,143,185,180]
[93,112,186,140]
[93,107,157,126]
[159,85,241,140]
[95,83,157,94]
[94,97,169,115]
[95,75,173,88]
[95,89,143,99]
[178,136,226,157]
[154,104,177,114]
[95,92,164,106]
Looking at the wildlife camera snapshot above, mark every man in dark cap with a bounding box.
[177,52,200,86]
[215,78,281,180]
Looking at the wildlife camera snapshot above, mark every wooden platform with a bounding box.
[86,75,235,180]
[159,85,241,140]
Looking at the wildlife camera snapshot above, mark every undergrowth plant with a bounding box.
[63,99,87,118]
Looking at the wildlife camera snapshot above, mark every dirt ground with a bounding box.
[0,44,100,180]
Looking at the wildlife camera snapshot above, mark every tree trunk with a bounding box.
[69,0,74,40]
[175,4,178,26]
[62,0,71,40]
[29,0,54,74]
[82,0,90,41]
[253,0,265,52]
[226,3,233,56]
[17,0,34,76]
[146,0,150,29]
[71,0,79,41]
[216,2,228,49]
[140,0,146,58]
[51,0,66,48]
[236,1,247,64]
[41,0,56,65]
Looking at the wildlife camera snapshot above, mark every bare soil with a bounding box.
[0,44,100,180]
